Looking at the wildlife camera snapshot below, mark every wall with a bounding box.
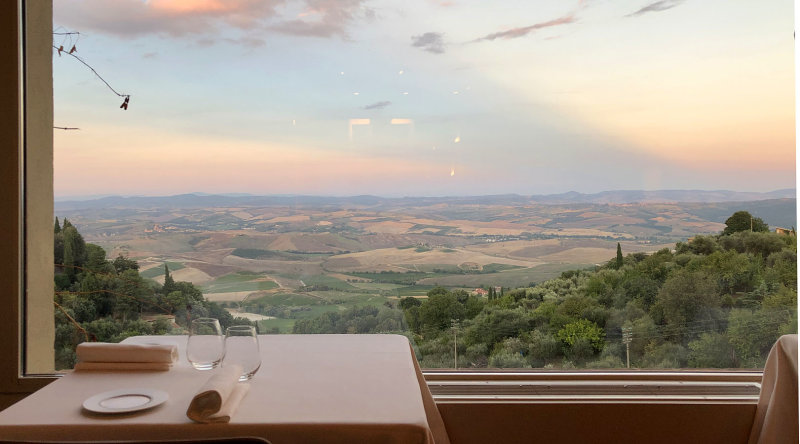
[438,402,756,444]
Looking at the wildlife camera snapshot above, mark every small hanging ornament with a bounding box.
[57,45,64,56]
[69,45,76,54]
[120,96,129,110]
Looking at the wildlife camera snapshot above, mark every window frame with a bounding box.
[0,0,56,406]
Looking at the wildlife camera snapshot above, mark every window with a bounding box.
[10,0,797,380]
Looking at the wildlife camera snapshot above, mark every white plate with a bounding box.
[83,388,168,414]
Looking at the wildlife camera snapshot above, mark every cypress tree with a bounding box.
[615,243,623,269]
[63,232,74,278]
[54,217,61,233]
[163,264,175,294]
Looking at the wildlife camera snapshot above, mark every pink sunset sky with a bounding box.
[52,0,795,198]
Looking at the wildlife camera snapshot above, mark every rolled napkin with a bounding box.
[74,342,178,371]
[187,365,250,424]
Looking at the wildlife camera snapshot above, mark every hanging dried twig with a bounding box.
[52,27,132,128]
[53,45,131,106]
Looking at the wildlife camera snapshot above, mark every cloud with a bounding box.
[411,32,445,54]
[54,0,283,37]
[225,37,267,47]
[363,101,391,110]
[475,13,576,41]
[54,0,370,42]
[270,0,372,39]
[625,0,686,17]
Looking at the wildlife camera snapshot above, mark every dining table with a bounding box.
[0,334,450,444]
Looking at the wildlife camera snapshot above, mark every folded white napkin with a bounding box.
[187,365,250,424]
[75,342,178,371]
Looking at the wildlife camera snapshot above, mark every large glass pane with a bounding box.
[51,0,795,370]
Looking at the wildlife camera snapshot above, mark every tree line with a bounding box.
[53,218,252,369]
[296,211,797,369]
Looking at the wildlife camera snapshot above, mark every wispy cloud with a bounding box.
[625,0,686,17]
[475,14,576,41]
[473,0,586,42]
[226,37,267,47]
[411,32,445,54]
[363,101,391,110]
[270,0,372,39]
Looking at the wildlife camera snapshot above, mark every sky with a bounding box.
[52,0,795,198]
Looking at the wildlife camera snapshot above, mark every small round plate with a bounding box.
[83,388,168,414]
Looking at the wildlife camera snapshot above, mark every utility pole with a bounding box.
[451,319,460,369]
[622,326,633,369]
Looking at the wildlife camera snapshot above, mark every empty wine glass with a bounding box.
[222,325,261,381]
[187,318,224,370]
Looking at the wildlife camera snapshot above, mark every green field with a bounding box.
[481,263,526,273]
[349,282,406,291]
[245,292,323,306]
[416,263,593,288]
[256,317,295,333]
[348,271,453,285]
[299,274,360,291]
[202,272,279,293]
[140,261,185,278]
[230,248,331,261]
[393,285,435,297]
[406,264,462,273]
[250,290,392,333]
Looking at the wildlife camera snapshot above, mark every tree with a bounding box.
[85,244,110,272]
[163,264,175,294]
[419,288,466,331]
[556,319,605,352]
[688,332,735,368]
[653,270,720,341]
[112,254,139,273]
[399,296,422,310]
[62,226,86,279]
[615,243,623,269]
[54,217,61,233]
[723,211,769,235]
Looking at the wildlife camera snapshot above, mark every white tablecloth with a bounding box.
[0,334,449,444]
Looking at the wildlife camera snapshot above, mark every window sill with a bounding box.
[423,370,761,403]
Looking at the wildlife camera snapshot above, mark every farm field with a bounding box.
[55,193,794,332]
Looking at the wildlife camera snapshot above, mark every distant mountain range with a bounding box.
[56,189,796,211]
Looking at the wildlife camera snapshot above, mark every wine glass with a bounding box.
[222,325,261,381]
[187,318,224,370]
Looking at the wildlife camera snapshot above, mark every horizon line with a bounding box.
[54,188,797,202]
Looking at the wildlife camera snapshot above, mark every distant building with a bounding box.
[775,227,795,236]
[144,223,165,233]
[472,288,488,297]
